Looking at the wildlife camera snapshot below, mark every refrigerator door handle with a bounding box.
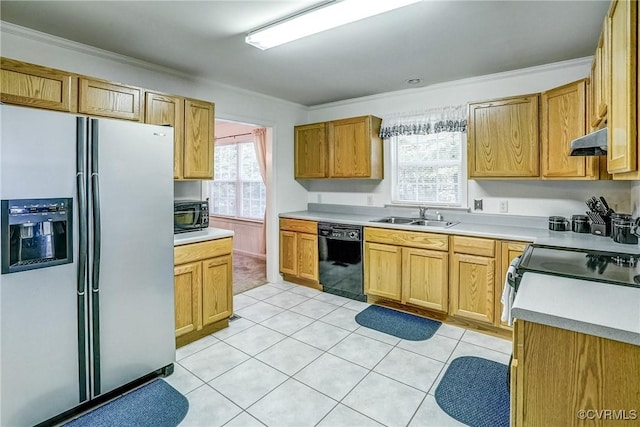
[76,117,89,402]
[89,119,102,396]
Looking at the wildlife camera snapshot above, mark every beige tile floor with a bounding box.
[165,282,512,427]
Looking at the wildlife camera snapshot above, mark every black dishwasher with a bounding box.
[318,222,366,302]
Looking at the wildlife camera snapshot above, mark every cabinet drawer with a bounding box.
[452,236,495,257]
[175,238,233,265]
[279,218,317,234]
[364,227,448,251]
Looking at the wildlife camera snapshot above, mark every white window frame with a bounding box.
[389,132,468,208]
[209,140,266,221]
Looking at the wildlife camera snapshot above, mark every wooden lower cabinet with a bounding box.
[279,218,319,287]
[449,236,498,324]
[512,320,640,426]
[174,238,233,347]
[364,228,449,312]
[402,247,448,311]
[364,242,402,301]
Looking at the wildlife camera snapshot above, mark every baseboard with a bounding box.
[233,249,266,260]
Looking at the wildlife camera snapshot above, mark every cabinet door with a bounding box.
[184,98,215,179]
[364,242,401,301]
[496,241,528,330]
[450,253,496,324]
[607,0,637,173]
[202,255,233,326]
[401,247,448,312]
[468,95,539,178]
[78,77,142,121]
[297,233,319,282]
[294,123,327,178]
[174,262,202,337]
[1,58,76,112]
[541,80,598,179]
[279,230,298,276]
[145,92,184,179]
[328,116,372,178]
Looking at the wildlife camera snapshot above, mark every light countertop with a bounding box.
[280,209,640,254]
[512,273,640,346]
[173,227,234,246]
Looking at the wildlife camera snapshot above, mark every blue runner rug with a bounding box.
[435,356,509,427]
[64,379,188,427]
[354,305,441,340]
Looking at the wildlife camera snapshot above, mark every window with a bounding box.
[391,132,464,206]
[208,141,266,219]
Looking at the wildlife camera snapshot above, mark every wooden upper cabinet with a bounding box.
[1,58,77,112]
[293,115,383,179]
[468,95,540,178]
[145,92,185,179]
[589,18,610,129]
[183,99,215,179]
[78,77,142,121]
[607,0,638,175]
[327,116,383,178]
[294,123,327,178]
[541,79,599,179]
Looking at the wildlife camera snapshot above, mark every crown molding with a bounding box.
[0,21,308,110]
[309,56,593,110]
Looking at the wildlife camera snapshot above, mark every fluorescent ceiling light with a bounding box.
[245,0,422,50]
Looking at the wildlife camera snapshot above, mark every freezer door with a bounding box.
[89,118,175,396]
[0,105,86,426]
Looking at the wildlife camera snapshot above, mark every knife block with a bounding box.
[590,221,610,236]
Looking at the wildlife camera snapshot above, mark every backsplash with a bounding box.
[305,179,632,218]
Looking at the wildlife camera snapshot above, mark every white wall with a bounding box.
[305,58,632,217]
[0,23,309,283]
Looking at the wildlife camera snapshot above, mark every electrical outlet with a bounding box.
[499,199,508,213]
[317,193,322,203]
[367,195,374,206]
[474,199,483,211]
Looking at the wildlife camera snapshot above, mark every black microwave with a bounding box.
[174,200,209,234]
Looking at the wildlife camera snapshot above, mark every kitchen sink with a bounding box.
[369,217,459,228]
[408,219,459,228]
[370,216,419,224]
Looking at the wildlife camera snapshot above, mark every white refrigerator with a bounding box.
[0,104,176,426]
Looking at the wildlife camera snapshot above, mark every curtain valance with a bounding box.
[380,105,467,138]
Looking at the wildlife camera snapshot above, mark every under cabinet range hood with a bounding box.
[569,127,608,156]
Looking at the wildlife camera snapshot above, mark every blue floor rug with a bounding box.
[354,305,441,340]
[64,379,188,427]
[435,356,509,427]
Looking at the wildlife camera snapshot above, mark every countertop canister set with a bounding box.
[548,196,640,245]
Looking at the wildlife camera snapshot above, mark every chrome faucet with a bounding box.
[419,206,443,221]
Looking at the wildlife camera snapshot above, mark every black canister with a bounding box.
[571,214,590,233]
[611,214,638,244]
[548,216,569,231]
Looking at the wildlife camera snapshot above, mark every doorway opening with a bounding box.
[204,119,269,294]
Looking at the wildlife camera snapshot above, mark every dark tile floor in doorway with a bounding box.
[233,252,267,295]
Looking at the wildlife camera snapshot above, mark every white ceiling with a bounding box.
[0,1,610,106]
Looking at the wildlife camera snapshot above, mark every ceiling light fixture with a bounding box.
[245,0,422,50]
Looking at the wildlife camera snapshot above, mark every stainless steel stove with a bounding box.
[516,244,640,288]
